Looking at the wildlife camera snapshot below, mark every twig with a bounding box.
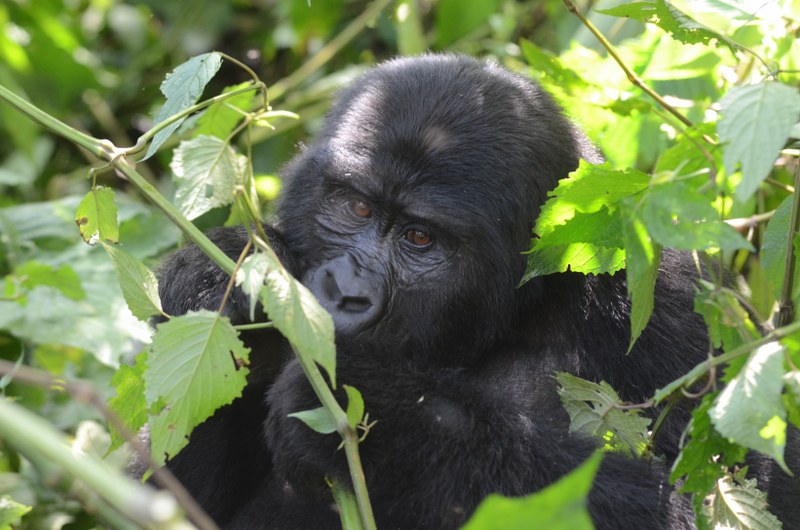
[562,0,694,129]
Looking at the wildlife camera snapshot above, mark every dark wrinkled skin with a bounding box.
[156,55,799,529]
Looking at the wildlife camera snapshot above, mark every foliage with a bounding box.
[0,0,799,529]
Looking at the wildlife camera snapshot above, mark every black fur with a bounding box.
[156,55,793,529]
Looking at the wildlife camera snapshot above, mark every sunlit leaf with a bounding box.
[146,311,250,464]
[108,352,147,453]
[462,452,601,530]
[288,406,337,434]
[14,261,85,301]
[102,242,163,321]
[75,187,119,245]
[344,385,365,428]
[704,474,782,530]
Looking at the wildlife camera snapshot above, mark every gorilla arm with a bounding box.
[262,346,694,530]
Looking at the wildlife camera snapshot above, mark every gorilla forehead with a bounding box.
[313,55,560,230]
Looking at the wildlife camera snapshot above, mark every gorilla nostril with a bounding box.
[339,296,372,313]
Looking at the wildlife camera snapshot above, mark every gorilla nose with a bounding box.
[303,254,385,334]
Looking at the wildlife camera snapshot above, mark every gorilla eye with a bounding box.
[405,229,432,248]
[348,199,372,218]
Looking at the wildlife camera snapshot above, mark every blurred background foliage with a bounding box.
[1,0,799,527]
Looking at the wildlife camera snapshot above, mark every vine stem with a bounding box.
[778,160,800,326]
[0,81,377,529]
[562,0,694,128]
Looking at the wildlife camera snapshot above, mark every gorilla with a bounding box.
[155,54,791,529]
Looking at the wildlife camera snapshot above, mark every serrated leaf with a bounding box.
[462,452,601,530]
[236,252,268,321]
[143,52,223,160]
[622,205,661,351]
[534,208,624,250]
[146,311,250,464]
[719,83,800,201]
[102,242,163,321]
[288,406,338,434]
[556,373,651,455]
[762,196,798,302]
[108,352,148,453]
[710,342,789,472]
[642,183,752,252]
[14,261,85,301]
[0,497,32,527]
[533,162,650,239]
[524,243,626,280]
[704,474,782,530]
[598,0,737,50]
[259,252,336,386]
[75,187,119,245]
[343,385,365,428]
[195,82,256,139]
[170,135,246,220]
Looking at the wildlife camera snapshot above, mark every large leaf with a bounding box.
[102,242,163,321]
[704,474,782,530]
[143,52,223,160]
[718,83,800,201]
[709,342,789,472]
[146,311,250,464]
[170,135,246,220]
[462,452,601,530]
[259,252,337,386]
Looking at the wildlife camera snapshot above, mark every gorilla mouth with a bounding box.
[339,296,372,313]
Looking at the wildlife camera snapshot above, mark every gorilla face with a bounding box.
[277,55,588,364]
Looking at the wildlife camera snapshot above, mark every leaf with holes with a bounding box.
[75,187,119,245]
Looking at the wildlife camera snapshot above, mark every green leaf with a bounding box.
[343,385,365,428]
[762,196,798,302]
[556,373,651,455]
[14,261,85,301]
[146,311,250,464]
[523,244,626,279]
[598,0,737,51]
[108,352,148,453]
[395,0,426,55]
[533,162,651,239]
[622,206,661,351]
[195,82,256,140]
[143,52,223,160]
[704,474,782,530]
[642,182,753,252]
[719,83,800,201]
[259,252,337,387]
[102,242,163,321]
[435,0,500,47]
[533,208,624,250]
[75,187,119,245]
[288,406,338,434]
[170,135,246,220]
[671,395,748,495]
[694,280,760,352]
[236,252,268,322]
[709,342,789,472]
[462,452,602,530]
[0,496,32,529]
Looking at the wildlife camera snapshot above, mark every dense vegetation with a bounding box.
[0,1,799,529]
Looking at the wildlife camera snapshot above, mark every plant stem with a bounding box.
[0,397,195,530]
[562,0,694,129]
[778,161,800,326]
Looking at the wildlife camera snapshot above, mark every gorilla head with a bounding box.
[277,55,598,365]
